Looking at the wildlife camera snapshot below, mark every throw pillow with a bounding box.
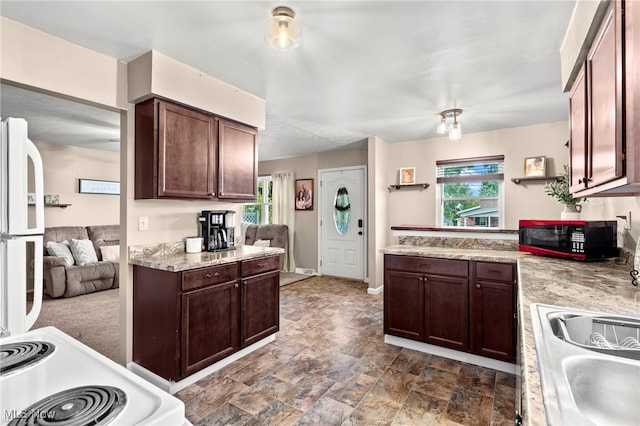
[252,239,271,247]
[100,245,120,263]
[69,239,99,266]
[46,240,75,266]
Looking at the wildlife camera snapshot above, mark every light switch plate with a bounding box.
[138,216,149,231]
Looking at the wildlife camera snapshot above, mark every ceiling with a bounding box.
[0,1,576,161]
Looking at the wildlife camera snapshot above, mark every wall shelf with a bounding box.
[388,183,430,191]
[511,176,560,184]
[45,203,71,208]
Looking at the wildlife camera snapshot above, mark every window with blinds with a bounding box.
[435,155,505,228]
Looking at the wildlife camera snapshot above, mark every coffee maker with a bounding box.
[199,210,236,251]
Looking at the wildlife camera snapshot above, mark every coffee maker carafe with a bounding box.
[199,210,236,251]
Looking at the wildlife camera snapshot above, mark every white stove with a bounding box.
[1,327,186,425]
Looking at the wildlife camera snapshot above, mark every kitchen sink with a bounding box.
[531,304,640,425]
[562,355,640,425]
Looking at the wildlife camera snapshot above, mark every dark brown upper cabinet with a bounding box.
[135,97,258,201]
[568,0,640,196]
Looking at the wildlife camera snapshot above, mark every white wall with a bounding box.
[35,141,120,227]
[384,121,570,230]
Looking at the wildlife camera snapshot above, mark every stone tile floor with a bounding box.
[176,276,516,425]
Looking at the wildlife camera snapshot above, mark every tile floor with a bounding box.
[176,276,516,425]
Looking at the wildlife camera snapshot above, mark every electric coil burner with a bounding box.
[0,341,55,377]
[8,385,126,426]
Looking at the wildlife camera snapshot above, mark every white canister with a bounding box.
[185,237,203,253]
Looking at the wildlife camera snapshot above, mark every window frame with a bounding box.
[435,155,505,229]
[243,175,272,225]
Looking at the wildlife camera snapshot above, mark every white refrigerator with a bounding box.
[0,117,45,336]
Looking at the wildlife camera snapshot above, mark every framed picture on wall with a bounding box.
[295,178,313,210]
[524,156,546,177]
[399,167,416,185]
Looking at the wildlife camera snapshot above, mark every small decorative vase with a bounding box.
[560,204,581,220]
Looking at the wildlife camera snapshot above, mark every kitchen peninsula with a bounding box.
[128,243,284,394]
[383,226,638,425]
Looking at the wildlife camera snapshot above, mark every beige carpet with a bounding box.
[32,288,120,362]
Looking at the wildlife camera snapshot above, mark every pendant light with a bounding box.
[449,110,462,141]
[266,6,302,51]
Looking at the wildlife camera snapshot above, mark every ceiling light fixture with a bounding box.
[266,6,301,51]
[436,108,463,140]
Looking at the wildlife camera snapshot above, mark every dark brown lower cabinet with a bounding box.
[470,262,517,362]
[384,270,424,341]
[133,255,280,381]
[242,270,280,347]
[425,274,469,352]
[384,254,516,363]
[181,280,240,377]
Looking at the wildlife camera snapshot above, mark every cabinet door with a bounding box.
[241,270,279,347]
[569,64,588,192]
[587,3,624,188]
[471,280,515,362]
[157,100,217,199]
[181,281,240,377]
[424,274,469,351]
[384,270,424,341]
[218,118,258,201]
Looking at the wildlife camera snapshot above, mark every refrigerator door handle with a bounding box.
[25,137,45,234]
[5,235,43,334]
[6,118,44,235]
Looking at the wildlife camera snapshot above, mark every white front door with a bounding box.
[318,166,366,280]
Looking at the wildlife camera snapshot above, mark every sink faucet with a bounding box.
[0,326,9,338]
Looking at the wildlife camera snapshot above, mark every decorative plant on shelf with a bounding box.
[544,165,584,219]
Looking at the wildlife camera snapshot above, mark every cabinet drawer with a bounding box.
[385,255,468,277]
[241,255,279,277]
[475,262,514,283]
[182,263,238,291]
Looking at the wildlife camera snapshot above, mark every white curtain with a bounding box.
[272,171,296,272]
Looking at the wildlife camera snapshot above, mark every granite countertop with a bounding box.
[382,245,638,425]
[382,244,522,263]
[128,242,285,272]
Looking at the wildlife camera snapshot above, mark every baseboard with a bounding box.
[384,334,518,375]
[295,267,316,275]
[367,285,383,295]
[128,334,276,394]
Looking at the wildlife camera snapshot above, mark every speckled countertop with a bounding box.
[382,245,639,426]
[128,242,285,272]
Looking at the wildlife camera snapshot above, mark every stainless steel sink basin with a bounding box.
[531,304,640,425]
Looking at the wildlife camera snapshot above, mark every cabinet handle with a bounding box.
[258,263,265,267]
[476,283,481,289]
[211,192,216,197]
[206,273,211,278]
[243,280,248,286]
[234,283,239,288]
[514,312,518,319]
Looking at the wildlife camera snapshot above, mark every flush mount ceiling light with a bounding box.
[436,108,463,141]
[266,6,302,51]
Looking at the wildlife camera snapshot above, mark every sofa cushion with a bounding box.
[46,240,75,266]
[100,245,120,262]
[87,225,120,261]
[64,262,117,297]
[44,226,89,251]
[69,239,99,265]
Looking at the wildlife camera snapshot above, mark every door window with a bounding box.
[333,186,351,235]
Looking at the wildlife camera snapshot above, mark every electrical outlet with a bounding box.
[138,216,149,231]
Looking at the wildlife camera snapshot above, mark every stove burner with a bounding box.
[8,385,127,426]
[0,341,55,376]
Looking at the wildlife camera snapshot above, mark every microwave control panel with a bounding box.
[570,230,585,253]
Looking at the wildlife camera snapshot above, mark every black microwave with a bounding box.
[518,220,618,260]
